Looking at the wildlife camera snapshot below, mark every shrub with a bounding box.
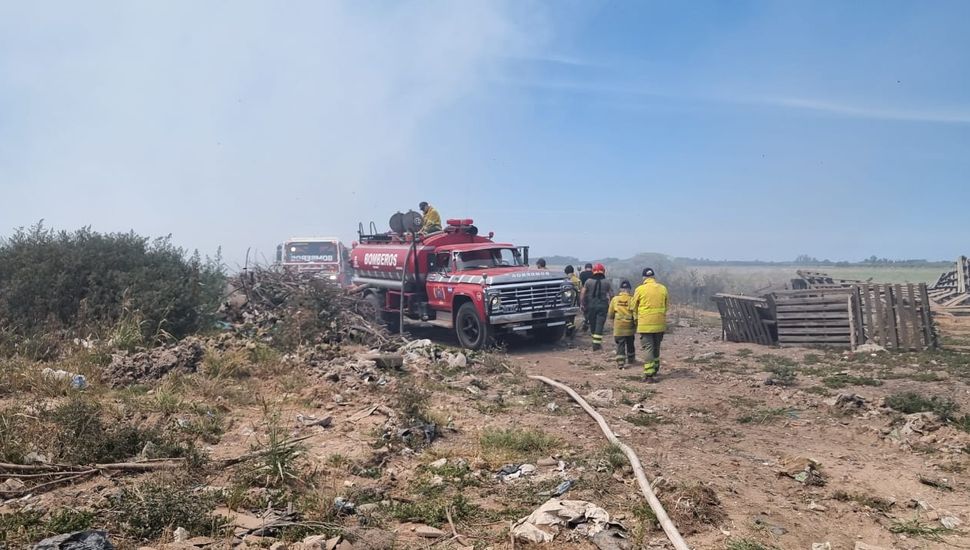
[113,475,224,540]
[0,223,224,356]
[885,392,959,420]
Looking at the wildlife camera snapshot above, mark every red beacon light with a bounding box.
[446,219,474,227]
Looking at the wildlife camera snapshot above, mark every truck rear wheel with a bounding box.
[534,324,566,344]
[455,302,492,350]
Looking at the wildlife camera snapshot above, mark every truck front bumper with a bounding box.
[489,306,580,327]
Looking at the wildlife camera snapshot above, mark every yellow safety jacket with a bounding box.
[630,277,668,333]
[607,291,636,337]
[420,206,442,232]
[568,274,581,293]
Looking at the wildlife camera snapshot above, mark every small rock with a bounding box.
[429,475,445,486]
[691,351,718,362]
[269,543,287,550]
[855,343,886,353]
[519,464,537,476]
[546,402,559,412]
[1,478,26,492]
[812,544,831,550]
[357,503,380,514]
[854,543,889,550]
[585,389,614,406]
[429,458,448,469]
[808,502,827,512]
[537,457,558,467]
[333,497,355,515]
[414,525,447,539]
[447,352,467,369]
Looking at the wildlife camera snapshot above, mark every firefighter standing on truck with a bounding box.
[608,280,636,366]
[629,268,668,381]
[581,263,612,351]
[418,201,442,233]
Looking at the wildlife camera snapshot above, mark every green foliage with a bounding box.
[113,475,225,540]
[726,539,775,550]
[389,494,478,528]
[625,411,665,427]
[737,407,793,424]
[885,392,959,420]
[479,428,560,462]
[0,223,224,357]
[889,518,950,540]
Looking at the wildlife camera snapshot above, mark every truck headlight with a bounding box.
[328,274,338,281]
[489,295,502,312]
[562,288,576,303]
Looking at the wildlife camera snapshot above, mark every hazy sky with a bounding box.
[2,1,968,266]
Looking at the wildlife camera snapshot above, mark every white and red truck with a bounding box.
[276,237,351,285]
[349,218,578,349]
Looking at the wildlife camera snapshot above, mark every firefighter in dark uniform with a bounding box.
[580,263,612,351]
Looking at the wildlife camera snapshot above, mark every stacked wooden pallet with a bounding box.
[770,289,859,347]
[711,294,775,345]
[713,283,936,350]
[790,270,864,290]
[928,256,970,315]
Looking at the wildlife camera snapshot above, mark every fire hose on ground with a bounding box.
[527,375,691,550]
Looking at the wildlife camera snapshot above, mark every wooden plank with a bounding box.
[848,295,857,349]
[776,320,850,327]
[886,285,900,350]
[778,335,852,343]
[918,283,935,349]
[895,284,911,350]
[873,284,887,346]
[905,284,920,348]
[775,303,853,313]
[861,283,874,344]
[776,312,850,320]
[779,327,852,335]
[959,256,968,295]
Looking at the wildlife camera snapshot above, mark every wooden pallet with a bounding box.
[711,294,775,345]
[770,289,857,347]
[928,256,970,315]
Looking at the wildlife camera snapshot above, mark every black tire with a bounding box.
[534,324,567,344]
[455,302,492,350]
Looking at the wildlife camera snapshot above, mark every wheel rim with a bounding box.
[460,313,480,341]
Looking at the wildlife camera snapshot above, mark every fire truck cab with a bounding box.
[276,237,350,285]
[350,217,579,349]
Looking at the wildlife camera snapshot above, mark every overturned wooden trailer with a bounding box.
[713,282,936,350]
[928,256,970,316]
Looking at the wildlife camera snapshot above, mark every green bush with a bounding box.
[0,223,224,356]
[885,392,959,420]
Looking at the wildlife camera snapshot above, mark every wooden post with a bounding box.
[918,284,935,349]
[886,285,900,350]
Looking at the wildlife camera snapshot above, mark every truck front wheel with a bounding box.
[455,302,492,350]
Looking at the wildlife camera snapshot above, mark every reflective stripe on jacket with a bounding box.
[630,277,668,333]
[608,291,636,337]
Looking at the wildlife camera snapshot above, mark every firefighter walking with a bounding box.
[581,263,612,350]
[565,265,582,338]
[629,268,668,381]
[608,280,636,366]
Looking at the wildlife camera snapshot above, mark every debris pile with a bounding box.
[104,337,204,386]
[511,498,612,544]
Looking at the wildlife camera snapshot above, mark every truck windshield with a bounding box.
[456,248,522,270]
[285,241,338,263]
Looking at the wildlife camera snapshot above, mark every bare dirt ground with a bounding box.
[3,308,969,550]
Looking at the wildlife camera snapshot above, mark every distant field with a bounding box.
[691,265,942,286]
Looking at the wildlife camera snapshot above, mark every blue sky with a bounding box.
[1,1,968,266]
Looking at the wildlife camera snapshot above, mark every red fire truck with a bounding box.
[350,218,579,349]
[276,237,351,284]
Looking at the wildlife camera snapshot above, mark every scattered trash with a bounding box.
[941,515,962,529]
[172,526,190,542]
[539,479,575,497]
[445,351,467,369]
[546,401,559,412]
[584,389,614,406]
[414,524,448,538]
[297,414,333,428]
[812,543,831,550]
[511,499,610,543]
[1,478,26,492]
[41,368,87,389]
[31,530,115,550]
[854,343,887,354]
[23,451,49,464]
[827,393,867,411]
[429,458,448,469]
[591,522,633,550]
[333,497,356,515]
[778,456,826,486]
[496,463,536,481]
[753,514,787,536]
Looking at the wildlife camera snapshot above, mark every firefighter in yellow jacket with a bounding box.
[607,280,636,366]
[629,268,668,381]
[564,265,582,338]
[418,201,442,233]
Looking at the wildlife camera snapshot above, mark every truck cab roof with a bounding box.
[434,242,516,253]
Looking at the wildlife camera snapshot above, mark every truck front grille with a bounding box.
[495,282,567,312]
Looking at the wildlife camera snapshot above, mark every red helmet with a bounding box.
[592,263,606,275]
